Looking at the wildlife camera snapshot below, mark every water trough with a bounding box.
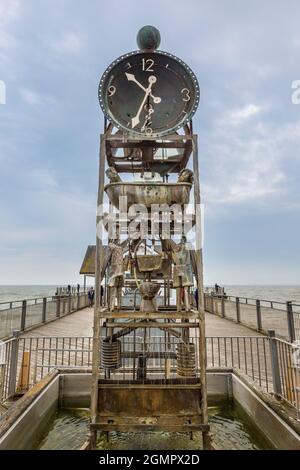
[0,369,299,450]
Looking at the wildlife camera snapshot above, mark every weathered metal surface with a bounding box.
[137,255,162,272]
[106,136,193,175]
[177,343,196,377]
[139,281,160,313]
[101,340,122,370]
[104,322,199,329]
[96,379,202,432]
[136,25,161,50]
[105,182,192,209]
[139,281,160,299]
[135,257,172,279]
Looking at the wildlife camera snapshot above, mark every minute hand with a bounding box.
[131,75,156,129]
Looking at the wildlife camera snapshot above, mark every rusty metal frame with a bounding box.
[89,123,211,449]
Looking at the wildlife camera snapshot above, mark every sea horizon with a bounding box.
[0,284,299,304]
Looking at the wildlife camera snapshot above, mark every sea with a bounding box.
[0,285,299,304]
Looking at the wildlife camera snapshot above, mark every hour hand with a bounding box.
[125,73,146,92]
[125,72,161,104]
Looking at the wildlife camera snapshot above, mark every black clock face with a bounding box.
[98,50,200,137]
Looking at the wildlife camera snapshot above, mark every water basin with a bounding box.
[34,401,273,450]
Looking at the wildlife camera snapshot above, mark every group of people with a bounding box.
[65,284,81,295]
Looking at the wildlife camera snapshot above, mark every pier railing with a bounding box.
[0,332,299,412]
[204,293,300,342]
[0,293,89,340]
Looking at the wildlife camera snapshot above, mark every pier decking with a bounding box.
[20,307,264,339]
[22,301,288,340]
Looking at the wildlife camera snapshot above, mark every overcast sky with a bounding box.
[0,0,300,285]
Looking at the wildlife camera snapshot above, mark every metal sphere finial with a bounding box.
[137,25,161,50]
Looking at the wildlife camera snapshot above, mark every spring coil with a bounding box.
[177,342,196,377]
[101,339,122,370]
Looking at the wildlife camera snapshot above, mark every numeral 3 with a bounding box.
[181,88,190,102]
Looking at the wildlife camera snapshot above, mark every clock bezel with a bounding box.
[98,49,200,137]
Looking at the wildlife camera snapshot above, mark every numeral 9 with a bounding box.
[108,85,116,97]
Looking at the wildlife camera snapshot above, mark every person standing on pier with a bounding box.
[88,287,95,307]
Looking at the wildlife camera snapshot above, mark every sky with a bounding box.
[0,0,300,285]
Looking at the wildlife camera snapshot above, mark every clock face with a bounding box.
[98,50,200,137]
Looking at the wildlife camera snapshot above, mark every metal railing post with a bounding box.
[20,300,27,331]
[56,296,61,318]
[268,330,282,397]
[221,296,225,318]
[42,297,47,323]
[256,299,262,331]
[77,293,80,310]
[286,301,296,343]
[8,330,20,398]
[236,297,240,323]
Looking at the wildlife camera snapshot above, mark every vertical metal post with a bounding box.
[221,296,225,318]
[20,300,27,331]
[236,297,240,323]
[89,133,106,449]
[193,134,211,450]
[42,297,47,323]
[286,301,296,343]
[77,293,80,310]
[268,330,282,397]
[256,299,262,331]
[211,295,214,314]
[8,330,20,398]
[56,296,61,318]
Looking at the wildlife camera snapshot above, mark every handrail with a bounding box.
[209,293,300,309]
[0,292,87,307]
[1,333,298,410]
[0,292,89,340]
[205,292,299,343]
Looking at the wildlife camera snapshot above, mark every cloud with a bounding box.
[20,88,42,106]
[201,114,300,206]
[1,0,300,284]
[0,0,20,20]
[19,88,56,106]
[28,168,58,189]
[225,104,261,126]
[51,32,84,55]
[0,0,21,61]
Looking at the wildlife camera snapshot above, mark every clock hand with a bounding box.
[131,75,156,129]
[125,72,161,104]
[141,106,154,132]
